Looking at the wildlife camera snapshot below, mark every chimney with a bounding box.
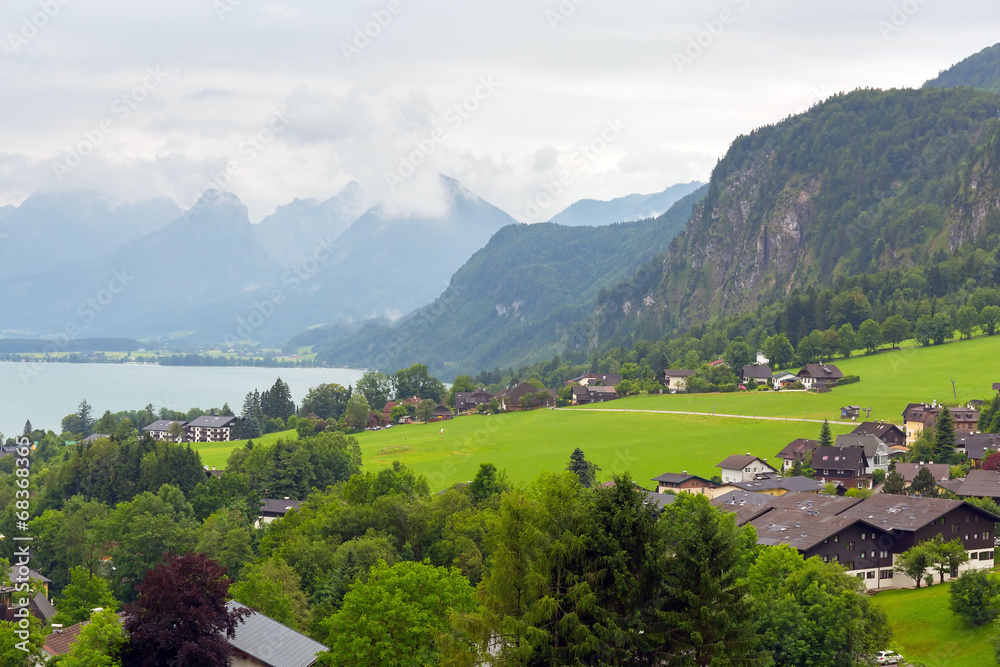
[682,470,688,475]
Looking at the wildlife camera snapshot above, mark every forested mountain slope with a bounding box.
[295,187,705,378]
[925,42,1000,93]
[590,87,1000,348]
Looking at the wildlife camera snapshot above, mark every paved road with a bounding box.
[561,408,855,426]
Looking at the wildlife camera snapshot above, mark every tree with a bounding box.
[394,363,446,402]
[914,314,934,346]
[881,314,910,347]
[321,560,480,666]
[54,567,119,626]
[22,419,31,436]
[927,536,969,584]
[356,371,395,412]
[0,616,44,666]
[723,338,754,373]
[795,330,824,365]
[836,323,856,358]
[984,452,1000,471]
[873,468,886,486]
[122,552,252,667]
[934,406,957,463]
[300,383,352,421]
[95,410,116,435]
[660,494,761,665]
[61,607,126,667]
[469,463,507,504]
[389,404,408,422]
[762,333,795,370]
[950,569,1000,626]
[238,390,264,439]
[858,319,882,354]
[910,465,939,497]
[345,393,370,430]
[819,419,833,448]
[230,557,311,632]
[929,312,955,345]
[883,465,906,494]
[415,399,435,422]
[566,447,599,487]
[956,305,979,339]
[260,377,295,421]
[894,544,933,588]
[981,305,1000,336]
[445,374,477,408]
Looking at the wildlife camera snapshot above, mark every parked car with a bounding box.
[875,650,902,664]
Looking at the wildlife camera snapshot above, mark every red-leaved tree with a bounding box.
[984,452,1000,471]
[122,552,252,667]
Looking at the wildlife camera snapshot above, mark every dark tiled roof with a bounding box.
[187,415,237,428]
[812,446,868,473]
[893,463,950,484]
[651,472,712,485]
[662,369,696,377]
[643,490,675,510]
[711,490,776,508]
[851,422,904,440]
[750,510,864,550]
[142,419,186,431]
[956,433,1000,460]
[730,476,824,493]
[834,434,886,459]
[764,492,865,515]
[840,494,973,531]
[741,364,773,379]
[955,470,1000,499]
[227,601,327,667]
[777,438,819,460]
[260,498,304,516]
[797,364,843,380]
[716,455,770,470]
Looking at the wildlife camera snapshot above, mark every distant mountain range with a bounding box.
[548,181,704,227]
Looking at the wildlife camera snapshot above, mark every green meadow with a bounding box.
[873,580,997,667]
[194,335,1000,492]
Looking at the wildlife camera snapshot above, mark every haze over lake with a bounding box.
[0,362,365,437]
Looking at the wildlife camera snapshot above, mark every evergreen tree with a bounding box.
[238,391,264,439]
[220,402,235,417]
[22,420,31,436]
[77,399,95,437]
[260,378,295,421]
[934,406,956,463]
[566,448,598,487]
[910,466,939,497]
[819,419,833,448]
[882,460,906,495]
[95,410,117,435]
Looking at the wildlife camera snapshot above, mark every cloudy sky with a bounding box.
[1,0,998,222]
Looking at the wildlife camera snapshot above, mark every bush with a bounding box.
[757,385,771,392]
[949,570,1000,626]
[836,375,861,387]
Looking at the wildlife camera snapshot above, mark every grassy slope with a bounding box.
[874,581,996,667]
[191,429,297,469]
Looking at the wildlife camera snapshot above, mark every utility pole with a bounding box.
[951,378,957,401]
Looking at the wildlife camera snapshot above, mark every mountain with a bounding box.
[296,186,706,378]
[588,86,1000,348]
[549,181,704,226]
[0,192,180,281]
[925,42,1000,93]
[253,182,366,267]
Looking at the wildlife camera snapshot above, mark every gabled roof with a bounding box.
[662,369,696,377]
[834,434,887,459]
[571,386,590,397]
[764,491,865,515]
[729,476,824,493]
[716,454,773,471]
[840,494,997,531]
[776,438,819,461]
[43,619,87,656]
[260,498,305,516]
[955,433,1000,460]
[797,363,843,380]
[750,510,870,551]
[954,470,1000,499]
[851,421,904,440]
[589,386,618,395]
[187,415,236,428]
[812,446,868,472]
[893,463,950,484]
[651,472,713,486]
[227,602,327,667]
[142,419,187,431]
[741,364,773,379]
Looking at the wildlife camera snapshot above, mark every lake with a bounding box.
[0,361,366,437]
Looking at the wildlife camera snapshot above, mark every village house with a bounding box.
[834,434,890,475]
[185,415,237,442]
[495,382,554,411]
[454,388,494,412]
[259,498,305,525]
[771,372,800,389]
[658,369,695,393]
[893,462,951,486]
[713,473,825,498]
[953,469,1000,502]
[741,364,773,386]
[569,372,623,387]
[796,363,844,390]
[850,421,906,449]
[650,472,716,496]
[902,402,981,446]
[715,454,777,484]
[572,384,619,404]
[811,445,872,489]
[955,433,1000,466]
[227,602,328,666]
[776,438,819,471]
[142,419,187,442]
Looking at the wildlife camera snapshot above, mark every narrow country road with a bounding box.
[559,408,855,426]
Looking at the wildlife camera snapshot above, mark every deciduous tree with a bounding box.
[950,569,1000,626]
[61,607,125,667]
[53,567,119,627]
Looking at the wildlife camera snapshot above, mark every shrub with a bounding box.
[836,375,861,387]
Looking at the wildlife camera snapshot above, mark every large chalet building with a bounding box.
[902,402,980,445]
[142,415,237,443]
[811,445,871,489]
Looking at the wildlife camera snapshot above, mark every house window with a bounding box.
[821,555,829,563]
[833,554,839,562]
[880,550,888,558]
[867,571,876,579]
[834,535,839,543]
[986,531,991,540]
[952,524,959,533]
[971,552,978,560]
[847,542,855,551]
[858,482,864,489]
[861,532,866,540]
[880,569,893,579]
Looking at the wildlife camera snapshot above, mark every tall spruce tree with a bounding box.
[819,419,833,448]
[77,399,95,437]
[911,466,939,497]
[934,406,956,463]
[237,391,264,439]
[567,448,598,487]
[882,460,906,495]
[22,420,31,436]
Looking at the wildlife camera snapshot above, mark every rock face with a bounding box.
[592,87,1000,348]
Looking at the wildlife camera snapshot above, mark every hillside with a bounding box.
[590,86,1000,348]
[297,186,706,378]
[549,181,704,226]
[925,42,1000,93]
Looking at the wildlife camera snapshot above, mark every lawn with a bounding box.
[576,334,1000,423]
[191,429,298,469]
[873,581,996,667]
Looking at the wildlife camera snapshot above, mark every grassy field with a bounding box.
[190,429,296,469]
[873,581,996,667]
[191,335,1000,491]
